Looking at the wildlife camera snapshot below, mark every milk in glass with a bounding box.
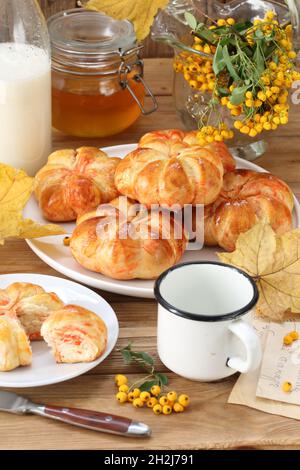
[0,43,51,175]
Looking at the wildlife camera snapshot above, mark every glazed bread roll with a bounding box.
[203,169,294,251]
[70,196,187,280]
[0,283,64,341]
[35,147,121,222]
[115,129,235,207]
[0,316,32,371]
[41,305,107,364]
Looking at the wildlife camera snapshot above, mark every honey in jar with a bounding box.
[48,9,157,138]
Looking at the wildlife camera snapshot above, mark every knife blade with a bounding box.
[0,391,151,437]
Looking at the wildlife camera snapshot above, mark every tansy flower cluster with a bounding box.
[174,10,300,143]
[174,41,216,93]
[114,374,190,416]
[197,123,234,146]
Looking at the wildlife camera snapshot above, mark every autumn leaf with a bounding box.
[0,164,65,245]
[85,0,169,40]
[218,223,300,321]
[0,164,33,213]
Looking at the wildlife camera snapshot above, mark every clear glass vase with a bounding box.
[152,0,300,161]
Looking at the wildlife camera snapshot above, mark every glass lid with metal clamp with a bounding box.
[48,8,158,138]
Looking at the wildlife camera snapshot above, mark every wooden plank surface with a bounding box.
[1,58,300,450]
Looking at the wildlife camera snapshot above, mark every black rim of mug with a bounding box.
[154,261,259,322]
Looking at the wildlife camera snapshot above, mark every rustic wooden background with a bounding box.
[38,0,230,57]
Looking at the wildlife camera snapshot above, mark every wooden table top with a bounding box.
[1,58,300,450]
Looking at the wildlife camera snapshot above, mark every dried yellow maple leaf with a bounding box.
[0,164,65,245]
[218,223,300,321]
[85,0,169,40]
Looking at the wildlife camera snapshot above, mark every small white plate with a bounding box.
[24,144,300,299]
[0,273,119,388]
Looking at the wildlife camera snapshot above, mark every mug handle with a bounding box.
[227,320,262,373]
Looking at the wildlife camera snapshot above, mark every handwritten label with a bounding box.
[256,320,300,405]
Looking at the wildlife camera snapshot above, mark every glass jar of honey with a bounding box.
[48,9,157,138]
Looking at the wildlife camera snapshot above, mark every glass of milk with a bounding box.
[0,0,52,175]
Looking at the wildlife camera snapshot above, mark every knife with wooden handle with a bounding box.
[0,391,151,437]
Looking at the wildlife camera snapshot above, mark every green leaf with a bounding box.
[139,380,158,392]
[217,86,230,96]
[138,352,154,366]
[121,350,132,364]
[223,45,240,81]
[184,11,198,31]
[254,29,264,40]
[235,21,253,33]
[210,97,219,105]
[155,373,169,386]
[213,44,225,75]
[253,43,265,75]
[230,86,248,105]
[195,24,218,45]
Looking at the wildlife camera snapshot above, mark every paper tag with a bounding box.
[256,320,300,405]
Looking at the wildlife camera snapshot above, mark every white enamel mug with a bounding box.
[154,262,261,382]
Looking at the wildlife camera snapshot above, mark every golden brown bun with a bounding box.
[35,147,121,222]
[203,169,294,251]
[0,315,32,371]
[114,129,235,207]
[0,283,64,341]
[41,305,107,364]
[70,196,187,280]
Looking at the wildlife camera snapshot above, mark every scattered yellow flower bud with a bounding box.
[140,391,151,402]
[153,404,162,415]
[282,381,293,393]
[115,374,128,386]
[116,392,128,403]
[290,331,299,341]
[163,405,173,415]
[132,388,141,398]
[178,394,190,407]
[167,391,177,402]
[127,392,135,402]
[63,237,71,246]
[173,402,185,413]
[133,398,144,408]
[227,18,236,26]
[147,397,158,408]
[283,334,293,345]
[159,396,169,406]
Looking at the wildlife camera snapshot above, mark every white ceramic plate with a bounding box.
[24,144,300,299]
[0,273,119,388]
